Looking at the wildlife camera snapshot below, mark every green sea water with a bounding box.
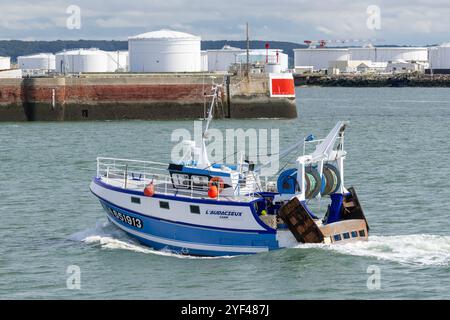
[1,87,450,299]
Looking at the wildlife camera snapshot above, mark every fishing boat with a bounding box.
[90,85,369,256]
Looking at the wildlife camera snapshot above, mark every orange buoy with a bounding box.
[143,183,155,197]
[208,177,224,193]
[208,185,218,199]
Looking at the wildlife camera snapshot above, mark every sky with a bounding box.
[0,0,449,45]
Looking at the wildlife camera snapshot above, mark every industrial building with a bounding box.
[328,60,386,74]
[0,56,11,70]
[386,60,426,73]
[17,53,56,71]
[294,46,429,73]
[427,43,450,74]
[128,30,201,73]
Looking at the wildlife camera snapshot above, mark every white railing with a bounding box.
[96,157,264,200]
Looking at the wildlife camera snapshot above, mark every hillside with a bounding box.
[0,40,306,67]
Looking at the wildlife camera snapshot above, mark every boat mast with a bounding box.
[203,85,217,138]
[198,84,219,168]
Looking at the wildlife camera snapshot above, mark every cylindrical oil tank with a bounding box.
[429,43,450,70]
[55,49,109,73]
[207,45,245,72]
[0,56,11,70]
[105,50,129,72]
[128,30,201,72]
[200,50,208,72]
[237,49,289,71]
[294,48,349,70]
[264,63,283,73]
[350,47,428,62]
[348,47,376,61]
[17,53,56,70]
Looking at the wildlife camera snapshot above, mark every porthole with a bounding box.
[131,197,141,204]
[160,201,170,209]
[190,205,200,214]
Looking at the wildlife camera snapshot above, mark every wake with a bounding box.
[68,220,231,259]
[70,221,450,265]
[292,234,450,266]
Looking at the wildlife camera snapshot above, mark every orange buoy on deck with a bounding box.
[208,185,218,199]
[143,183,155,197]
[208,177,224,192]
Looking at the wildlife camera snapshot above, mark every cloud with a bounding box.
[0,0,449,45]
[316,26,334,36]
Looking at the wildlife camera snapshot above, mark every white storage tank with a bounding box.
[0,56,11,70]
[17,53,56,70]
[294,48,349,71]
[55,48,109,73]
[429,43,450,72]
[207,45,245,72]
[128,30,201,72]
[237,49,289,72]
[105,50,129,72]
[348,47,376,61]
[350,47,428,62]
[201,50,208,72]
[264,63,283,73]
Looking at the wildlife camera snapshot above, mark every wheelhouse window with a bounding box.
[171,173,190,189]
[191,175,209,190]
[333,234,342,241]
[343,232,350,239]
[351,231,358,238]
[159,201,170,209]
[190,205,200,214]
[131,197,141,204]
[359,230,366,237]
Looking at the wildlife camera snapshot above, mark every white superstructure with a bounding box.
[0,56,11,70]
[55,48,109,73]
[294,48,349,71]
[17,53,56,71]
[128,30,201,72]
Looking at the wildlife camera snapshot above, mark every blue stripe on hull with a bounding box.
[92,177,276,234]
[99,199,280,256]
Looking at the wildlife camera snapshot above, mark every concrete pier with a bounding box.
[0,73,297,121]
[294,73,450,87]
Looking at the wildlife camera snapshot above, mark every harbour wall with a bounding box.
[294,74,450,87]
[0,73,297,121]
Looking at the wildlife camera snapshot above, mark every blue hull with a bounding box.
[98,199,280,256]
